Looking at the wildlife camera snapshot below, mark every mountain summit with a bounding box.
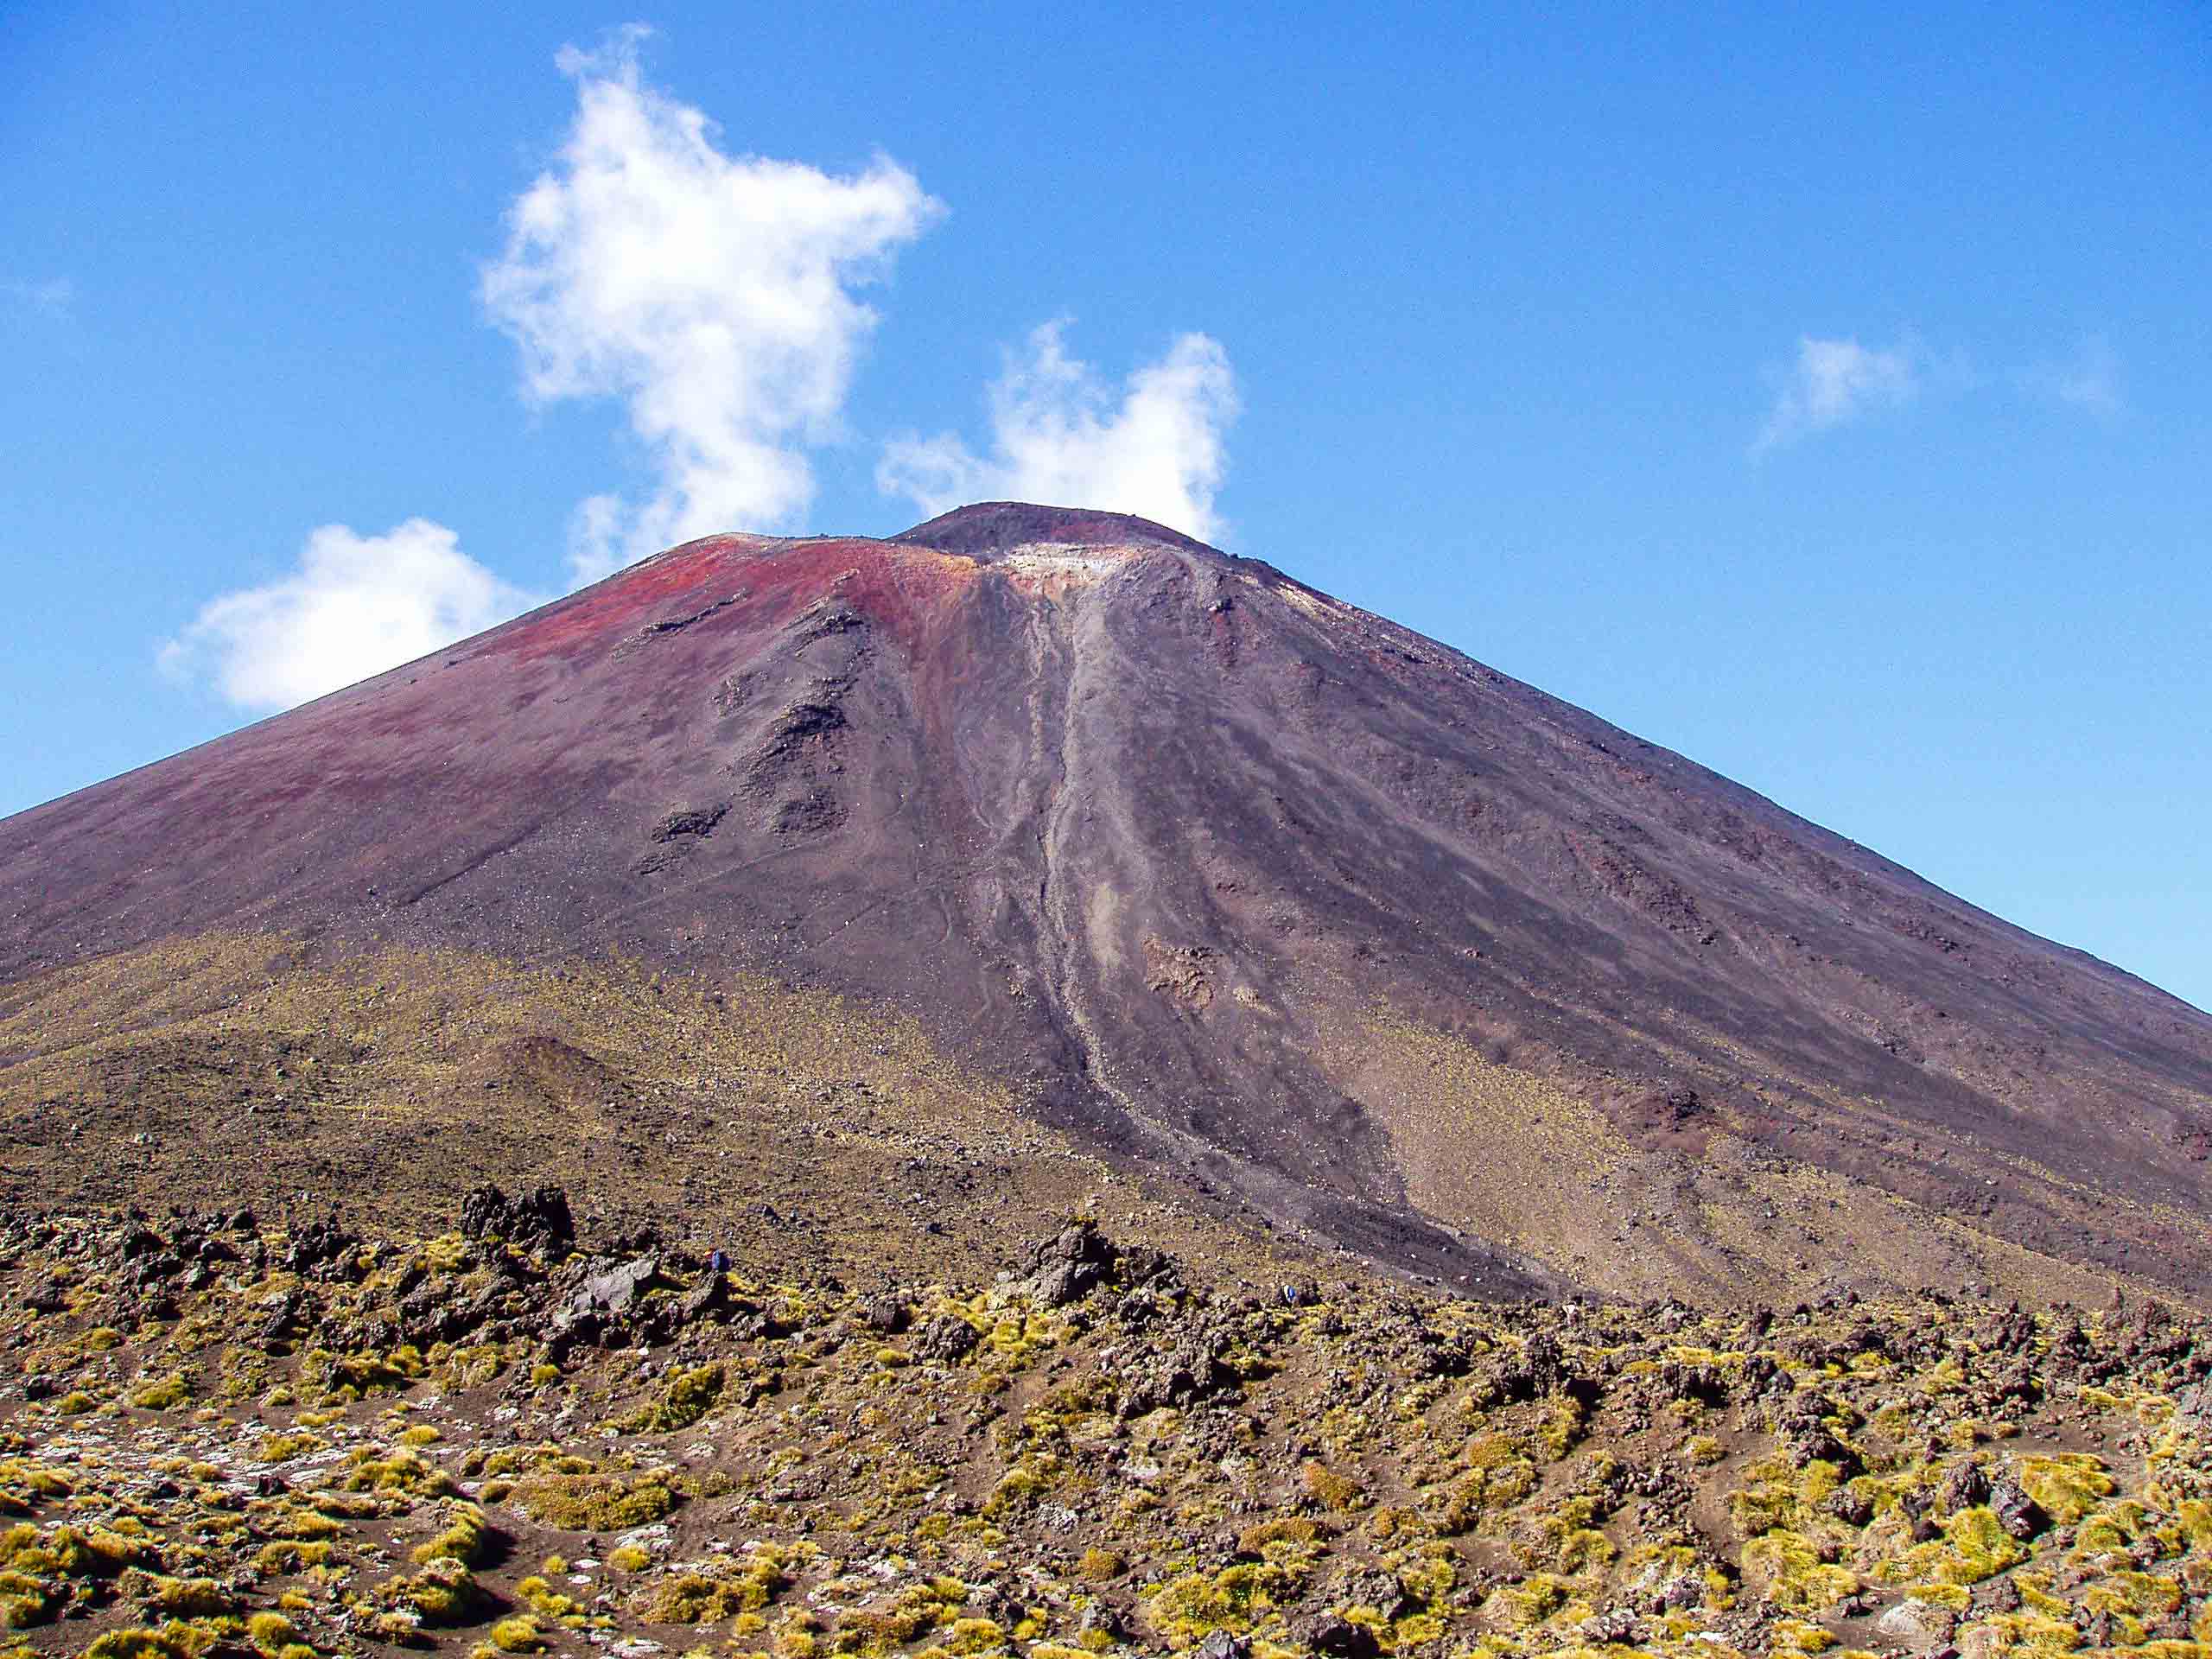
[3,504,2207,1305]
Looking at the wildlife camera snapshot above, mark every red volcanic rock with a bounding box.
[3,503,2208,1300]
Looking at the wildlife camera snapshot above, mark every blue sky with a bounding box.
[3,1,2208,1008]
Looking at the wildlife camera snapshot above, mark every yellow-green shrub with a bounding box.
[512,1472,677,1530]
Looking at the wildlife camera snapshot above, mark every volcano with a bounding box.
[3,502,2207,1306]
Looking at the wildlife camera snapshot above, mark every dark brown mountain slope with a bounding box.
[2,503,2206,1305]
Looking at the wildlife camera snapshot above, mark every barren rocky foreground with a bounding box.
[0,1194,2208,1659]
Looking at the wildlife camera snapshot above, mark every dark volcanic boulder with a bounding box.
[1019,1222,1116,1306]
[461,1185,575,1257]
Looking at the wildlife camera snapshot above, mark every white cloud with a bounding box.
[879,321,1237,544]
[482,28,942,583]
[163,43,1245,716]
[160,519,538,713]
[1754,334,1918,454]
[2018,334,2123,420]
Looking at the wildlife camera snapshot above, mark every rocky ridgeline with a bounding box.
[0,1195,2207,1659]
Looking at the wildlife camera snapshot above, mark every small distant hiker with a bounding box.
[709,1249,729,1274]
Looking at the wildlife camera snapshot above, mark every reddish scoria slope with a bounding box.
[2,503,2208,1304]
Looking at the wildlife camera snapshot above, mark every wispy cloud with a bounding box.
[1754,334,1918,454]
[2018,334,2124,420]
[482,27,943,584]
[879,321,1238,543]
[160,520,540,713]
[4,277,73,320]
